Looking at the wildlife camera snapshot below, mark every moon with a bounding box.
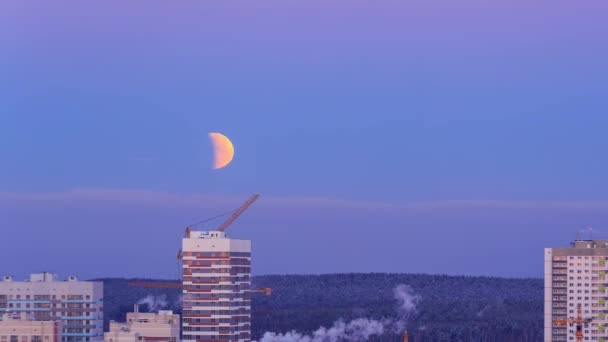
[208,132,235,169]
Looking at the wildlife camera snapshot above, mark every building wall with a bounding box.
[544,248,553,342]
[544,240,608,342]
[182,231,251,342]
[0,275,103,342]
[0,314,61,342]
[102,331,140,342]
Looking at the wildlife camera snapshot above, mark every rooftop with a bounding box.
[2,273,79,283]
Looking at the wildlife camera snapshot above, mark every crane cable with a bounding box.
[187,209,237,229]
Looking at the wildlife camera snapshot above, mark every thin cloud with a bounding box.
[1,188,608,214]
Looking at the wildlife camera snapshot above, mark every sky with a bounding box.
[1,0,608,280]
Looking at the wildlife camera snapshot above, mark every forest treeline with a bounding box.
[96,273,543,342]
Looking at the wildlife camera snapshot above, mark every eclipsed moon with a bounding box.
[208,132,235,169]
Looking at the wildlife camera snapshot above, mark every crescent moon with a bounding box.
[208,132,235,170]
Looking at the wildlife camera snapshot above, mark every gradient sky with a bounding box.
[1,0,608,280]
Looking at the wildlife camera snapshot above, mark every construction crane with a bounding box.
[553,303,592,342]
[127,281,272,295]
[131,194,267,293]
[176,194,260,262]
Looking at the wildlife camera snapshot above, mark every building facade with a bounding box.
[0,313,62,342]
[181,230,251,342]
[545,240,608,342]
[0,274,103,342]
[104,305,179,342]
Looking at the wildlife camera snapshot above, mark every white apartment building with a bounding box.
[0,313,62,342]
[104,305,179,342]
[0,273,103,342]
[181,230,251,342]
[545,240,608,342]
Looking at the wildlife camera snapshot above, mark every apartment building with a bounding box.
[181,230,251,342]
[104,305,179,342]
[0,273,103,342]
[0,313,62,342]
[545,240,608,342]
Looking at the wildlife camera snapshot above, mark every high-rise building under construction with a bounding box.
[181,230,252,342]
[545,240,608,342]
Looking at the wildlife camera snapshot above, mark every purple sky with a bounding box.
[1,0,608,279]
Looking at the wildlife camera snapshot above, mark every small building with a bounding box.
[104,305,179,342]
[0,313,62,342]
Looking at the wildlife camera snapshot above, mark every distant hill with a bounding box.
[94,273,543,342]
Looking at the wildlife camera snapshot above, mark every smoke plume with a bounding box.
[391,284,420,333]
[137,295,168,312]
[260,318,387,342]
[259,284,419,342]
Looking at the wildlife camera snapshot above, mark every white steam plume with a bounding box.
[258,284,419,342]
[392,284,420,333]
[137,295,168,312]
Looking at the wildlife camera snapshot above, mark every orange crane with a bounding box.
[127,281,272,295]
[216,194,260,232]
[553,303,592,342]
[130,194,268,294]
[176,194,260,260]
